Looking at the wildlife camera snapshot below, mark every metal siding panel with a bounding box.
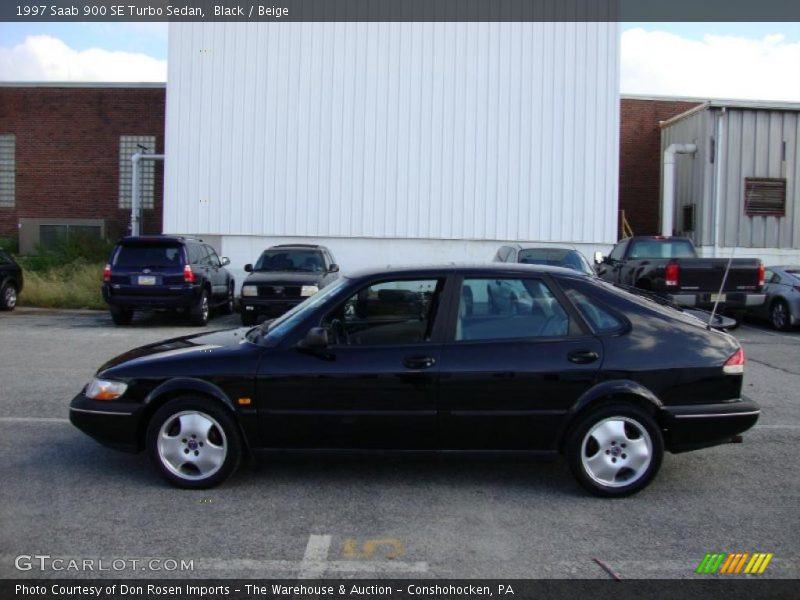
[790,114,800,248]
[165,22,618,243]
[723,111,742,247]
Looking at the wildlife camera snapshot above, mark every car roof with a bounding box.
[514,244,582,252]
[268,244,327,251]
[347,263,589,280]
[118,235,203,244]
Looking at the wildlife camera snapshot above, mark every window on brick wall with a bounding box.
[119,135,156,210]
[0,134,15,208]
[744,178,786,217]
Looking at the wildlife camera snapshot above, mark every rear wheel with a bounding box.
[566,403,663,497]
[241,311,258,326]
[770,299,791,331]
[109,306,133,325]
[146,396,242,489]
[0,282,17,311]
[190,289,210,326]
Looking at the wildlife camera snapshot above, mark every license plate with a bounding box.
[710,293,726,302]
[138,276,157,286]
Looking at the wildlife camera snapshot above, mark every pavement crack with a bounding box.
[747,357,800,377]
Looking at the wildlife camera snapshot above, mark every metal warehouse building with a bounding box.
[661,100,800,264]
[164,22,620,272]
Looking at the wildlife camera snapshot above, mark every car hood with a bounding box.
[243,272,324,286]
[97,327,252,373]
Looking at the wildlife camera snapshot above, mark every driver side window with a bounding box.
[322,279,442,346]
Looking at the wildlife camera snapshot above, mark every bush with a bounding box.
[0,235,18,254]
[21,232,115,272]
[19,261,106,310]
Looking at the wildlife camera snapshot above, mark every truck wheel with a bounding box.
[0,282,17,311]
[110,306,133,325]
[770,299,791,331]
[241,311,257,326]
[566,403,663,497]
[190,290,210,326]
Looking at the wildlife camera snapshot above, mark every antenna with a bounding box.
[707,247,734,329]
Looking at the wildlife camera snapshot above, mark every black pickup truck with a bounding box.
[596,236,765,312]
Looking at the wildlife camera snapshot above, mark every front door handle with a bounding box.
[403,356,436,370]
[568,350,600,364]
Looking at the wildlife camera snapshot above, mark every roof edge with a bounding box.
[0,81,165,88]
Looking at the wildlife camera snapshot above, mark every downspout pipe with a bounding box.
[662,143,697,237]
[711,108,727,257]
[131,152,165,237]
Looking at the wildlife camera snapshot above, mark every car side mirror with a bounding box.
[329,264,340,273]
[594,251,605,265]
[244,263,253,273]
[298,327,329,350]
[220,257,230,267]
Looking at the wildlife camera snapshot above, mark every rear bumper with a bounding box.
[103,284,201,310]
[240,297,303,317]
[667,292,766,309]
[661,398,760,453]
[69,392,144,453]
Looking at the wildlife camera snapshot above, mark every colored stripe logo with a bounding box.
[696,552,773,574]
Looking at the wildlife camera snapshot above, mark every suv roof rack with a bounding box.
[272,243,322,249]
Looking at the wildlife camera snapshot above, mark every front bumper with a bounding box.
[240,297,303,317]
[667,292,766,309]
[69,392,144,453]
[661,398,760,453]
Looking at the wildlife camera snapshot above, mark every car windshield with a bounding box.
[518,248,591,274]
[255,250,325,272]
[247,278,350,344]
[114,243,184,268]
[627,239,696,259]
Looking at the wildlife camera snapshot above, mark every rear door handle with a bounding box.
[567,350,600,364]
[403,356,436,370]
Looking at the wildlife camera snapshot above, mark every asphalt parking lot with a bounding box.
[0,308,798,579]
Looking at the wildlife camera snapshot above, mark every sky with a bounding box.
[0,22,799,101]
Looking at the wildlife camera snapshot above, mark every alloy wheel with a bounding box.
[580,416,653,488]
[771,302,788,330]
[157,411,227,481]
[4,286,16,309]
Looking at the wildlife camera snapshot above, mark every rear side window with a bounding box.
[113,243,184,268]
[456,278,575,341]
[628,239,695,259]
[560,281,625,334]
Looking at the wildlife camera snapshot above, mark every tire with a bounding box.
[218,284,235,315]
[241,311,258,326]
[190,289,210,326]
[0,282,18,311]
[109,306,133,325]
[565,403,663,498]
[146,396,242,489]
[770,299,791,331]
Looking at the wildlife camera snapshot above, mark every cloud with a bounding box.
[621,28,800,101]
[0,34,166,82]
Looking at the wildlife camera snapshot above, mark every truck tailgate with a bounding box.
[678,259,762,292]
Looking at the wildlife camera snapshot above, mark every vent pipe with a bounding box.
[662,143,697,236]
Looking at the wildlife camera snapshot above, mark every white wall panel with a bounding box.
[165,22,619,245]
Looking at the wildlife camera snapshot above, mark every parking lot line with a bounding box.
[0,417,69,424]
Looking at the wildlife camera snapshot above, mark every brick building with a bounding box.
[0,83,165,253]
[618,94,703,236]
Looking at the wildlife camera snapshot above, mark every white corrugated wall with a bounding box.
[165,22,619,270]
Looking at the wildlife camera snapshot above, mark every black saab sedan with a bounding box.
[69,264,759,496]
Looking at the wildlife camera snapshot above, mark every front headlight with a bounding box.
[242,285,257,297]
[85,378,128,401]
[300,285,320,297]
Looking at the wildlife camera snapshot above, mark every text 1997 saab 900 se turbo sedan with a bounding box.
[69,264,759,496]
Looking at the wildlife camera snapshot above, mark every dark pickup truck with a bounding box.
[596,236,766,312]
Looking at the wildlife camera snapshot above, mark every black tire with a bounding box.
[190,289,210,326]
[241,311,258,326]
[770,299,791,331]
[109,306,133,325]
[218,284,235,315]
[146,396,242,489]
[0,282,18,311]
[565,403,663,498]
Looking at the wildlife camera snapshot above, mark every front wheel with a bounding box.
[0,282,18,311]
[770,299,791,331]
[146,397,242,489]
[190,289,210,326]
[565,404,663,497]
[219,284,235,315]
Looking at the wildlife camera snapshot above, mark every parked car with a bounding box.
[746,265,800,330]
[239,244,339,325]
[0,248,23,311]
[596,236,765,318]
[102,236,234,326]
[71,264,758,496]
[494,244,595,276]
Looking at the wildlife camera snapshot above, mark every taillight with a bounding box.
[103,264,111,282]
[723,348,745,375]
[758,263,765,288]
[183,264,196,283]
[665,262,679,287]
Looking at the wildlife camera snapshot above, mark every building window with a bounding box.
[744,178,786,217]
[682,204,695,232]
[119,135,156,210]
[0,134,15,208]
[39,224,102,250]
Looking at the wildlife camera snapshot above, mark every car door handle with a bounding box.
[403,356,436,370]
[567,350,599,364]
